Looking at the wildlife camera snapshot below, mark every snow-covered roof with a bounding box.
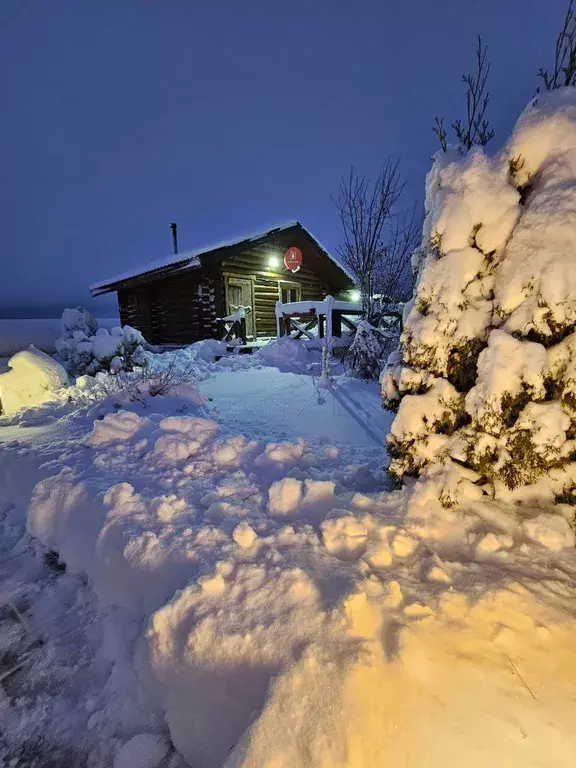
[90,221,355,295]
[90,254,202,294]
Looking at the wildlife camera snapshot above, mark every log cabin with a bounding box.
[89,222,355,346]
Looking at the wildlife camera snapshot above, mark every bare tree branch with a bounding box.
[539,0,576,89]
[332,163,419,323]
[373,204,420,302]
[433,117,448,152]
[433,35,495,152]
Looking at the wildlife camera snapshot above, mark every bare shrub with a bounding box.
[73,354,199,407]
[434,36,495,152]
[539,1,576,89]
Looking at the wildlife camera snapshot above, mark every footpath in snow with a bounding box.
[201,366,389,449]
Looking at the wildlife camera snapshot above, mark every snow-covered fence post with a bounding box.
[319,296,335,385]
[324,296,334,340]
[320,343,331,388]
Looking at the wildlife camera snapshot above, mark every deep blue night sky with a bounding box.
[0,0,567,316]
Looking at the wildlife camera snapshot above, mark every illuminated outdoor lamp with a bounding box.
[350,289,361,301]
[267,254,281,269]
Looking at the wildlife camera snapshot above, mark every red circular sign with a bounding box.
[284,246,302,272]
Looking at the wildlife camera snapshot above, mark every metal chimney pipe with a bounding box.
[170,222,178,254]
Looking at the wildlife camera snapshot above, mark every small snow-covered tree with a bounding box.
[61,306,98,340]
[345,321,385,380]
[384,89,576,511]
[55,308,148,377]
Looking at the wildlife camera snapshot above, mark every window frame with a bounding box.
[278,281,302,305]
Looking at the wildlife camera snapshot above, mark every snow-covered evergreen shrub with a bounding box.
[61,306,98,340]
[55,307,148,377]
[345,321,385,380]
[383,89,576,510]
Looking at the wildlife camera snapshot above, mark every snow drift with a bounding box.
[0,346,68,415]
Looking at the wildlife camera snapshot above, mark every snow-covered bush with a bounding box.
[383,88,576,510]
[60,306,98,340]
[344,320,385,380]
[55,307,148,377]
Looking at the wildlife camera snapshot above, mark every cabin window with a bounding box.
[228,284,244,308]
[126,293,139,311]
[280,283,301,304]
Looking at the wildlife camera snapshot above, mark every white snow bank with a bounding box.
[522,512,575,550]
[0,346,68,415]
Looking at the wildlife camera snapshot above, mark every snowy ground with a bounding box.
[201,367,389,449]
[1,344,576,767]
[0,348,391,767]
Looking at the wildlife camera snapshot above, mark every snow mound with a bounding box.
[255,337,318,368]
[0,345,68,415]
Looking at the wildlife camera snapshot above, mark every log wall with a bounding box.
[116,236,352,344]
[221,246,348,338]
[119,269,204,345]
